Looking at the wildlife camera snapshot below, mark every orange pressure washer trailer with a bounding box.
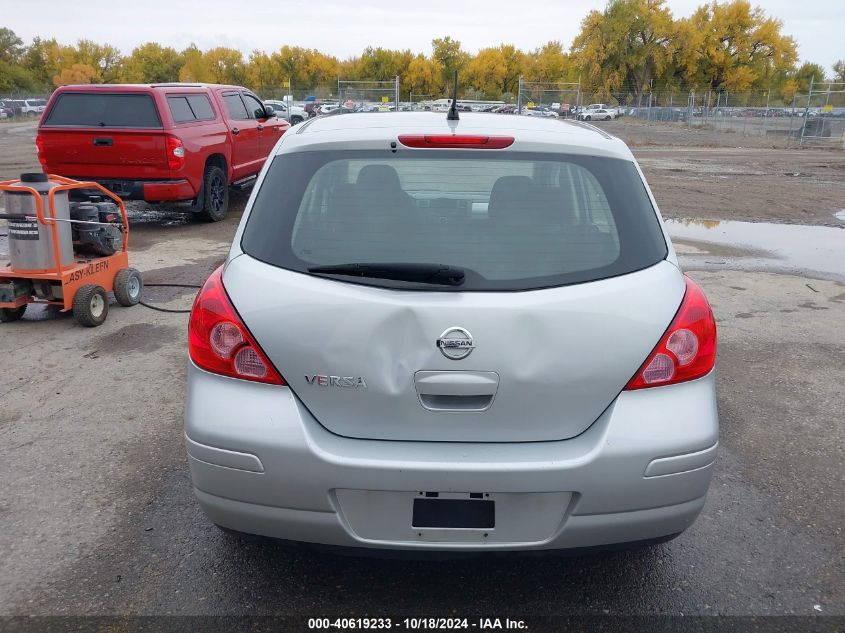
[0,174,142,327]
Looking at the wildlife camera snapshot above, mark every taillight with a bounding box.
[35,133,47,169]
[398,135,514,149]
[166,135,186,171]
[624,276,717,390]
[188,266,286,386]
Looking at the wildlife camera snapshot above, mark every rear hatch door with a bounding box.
[227,147,678,442]
[225,257,683,442]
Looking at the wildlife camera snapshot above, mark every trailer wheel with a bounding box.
[114,268,143,306]
[197,165,229,222]
[73,285,109,327]
[0,305,27,323]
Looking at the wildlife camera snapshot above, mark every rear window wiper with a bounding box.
[307,262,465,286]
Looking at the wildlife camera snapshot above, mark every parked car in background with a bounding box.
[185,111,719,553]
[38,83,290,221]
[21,99,47,117]
[263,100,307,125]
[7,100,26,117]
[578,108,615,121]
[523,106,558,118]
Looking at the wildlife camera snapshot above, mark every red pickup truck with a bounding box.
[36,84,290,221]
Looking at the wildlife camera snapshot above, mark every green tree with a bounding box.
[122,43,183,83]
[431,36,468,92]
[834,60,845,83]
[73,39,123,82]
[0,60,36,92]
[792,62,827,93]
[179,44,213,82]
[0,27,25,64]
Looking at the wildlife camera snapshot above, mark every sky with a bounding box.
[5,0,844,71]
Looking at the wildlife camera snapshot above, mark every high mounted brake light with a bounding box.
[188,266,286,385]
[398,135,514,149]
[624,275,717,390]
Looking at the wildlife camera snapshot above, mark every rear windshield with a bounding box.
[45,93,162,128]
[241,151,667,291]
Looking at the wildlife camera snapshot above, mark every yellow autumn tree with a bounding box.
[675,0,797,91]
[403,54,441,99]
[53,63,98,86]
[572,0,675,98]
[464,45,525,100]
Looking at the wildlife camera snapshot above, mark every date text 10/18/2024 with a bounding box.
[308,618,528,630]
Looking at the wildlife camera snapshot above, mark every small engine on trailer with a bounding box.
[69,196,124,257]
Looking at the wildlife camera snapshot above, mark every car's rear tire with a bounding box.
[73,284,109,327]
[197,165,229,222]
[0,305,27,322]
[585,115,592,121]
[291,115,304,125]
[605,115,611,120]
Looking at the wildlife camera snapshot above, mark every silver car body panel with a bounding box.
[185,364,718,550]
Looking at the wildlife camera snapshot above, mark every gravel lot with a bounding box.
[0,120,843,629]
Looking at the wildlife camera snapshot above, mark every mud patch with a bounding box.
[89,323,178,355]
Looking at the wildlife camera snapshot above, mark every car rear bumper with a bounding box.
[185,364,718,551]
[70,178,197,202]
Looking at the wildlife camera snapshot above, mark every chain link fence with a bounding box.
[572,87,845,148]
[0,93,51,122]
[516,79,581,117]
[338,78,400,112]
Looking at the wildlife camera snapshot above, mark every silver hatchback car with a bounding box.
[185,112,718,552]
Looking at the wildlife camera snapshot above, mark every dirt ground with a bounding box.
[2,119,843,227]
[1,117,844,622]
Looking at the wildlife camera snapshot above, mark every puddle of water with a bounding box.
[666,218,845,281]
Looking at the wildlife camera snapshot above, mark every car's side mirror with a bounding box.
[258,107,274,119]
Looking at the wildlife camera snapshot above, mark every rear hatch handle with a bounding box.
[414,371,499,412]
[92,137,113,146]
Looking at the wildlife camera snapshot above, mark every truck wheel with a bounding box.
[0,305,27,322]
[114,268,143,306]
[198,165,229,222]
[73,285,109,327]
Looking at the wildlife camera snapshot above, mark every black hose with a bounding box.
[139,282,201,314]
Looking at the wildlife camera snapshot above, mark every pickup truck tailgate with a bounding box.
[39,129,169,179]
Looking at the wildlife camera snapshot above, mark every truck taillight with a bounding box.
[166,135,186,171]
[35,133,47,168]
[188,266,286,386]
[624,276,717,390]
